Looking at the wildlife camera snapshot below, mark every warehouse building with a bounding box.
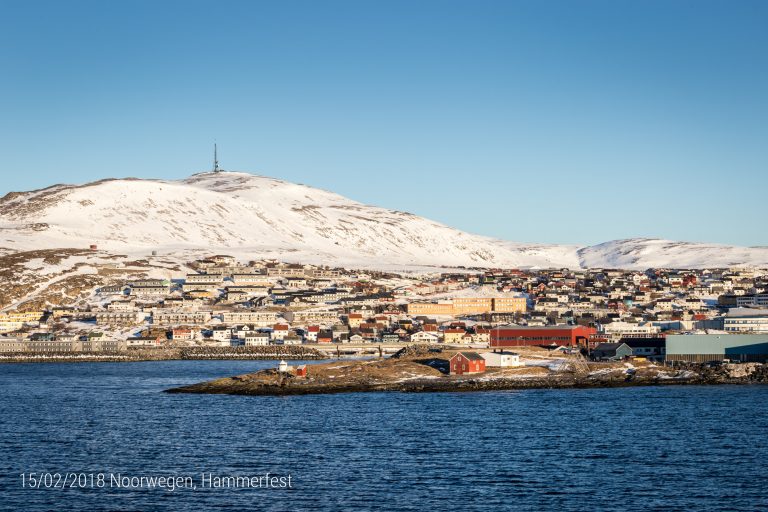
[490,325,596,348]
[666,334,768,363]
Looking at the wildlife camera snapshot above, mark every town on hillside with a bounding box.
[1,255,767,365]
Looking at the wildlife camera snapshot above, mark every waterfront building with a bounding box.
[244,333,270,346]
[481,351,522,367]
[26,338,84,352]
[172,328,196,341]
[591,342,633,361]
[620,337,666,361]
[126,336,163,348]
[666,334,768,363]
[211,326,232,342]
[449,352,486,375]
[0,337,24,352]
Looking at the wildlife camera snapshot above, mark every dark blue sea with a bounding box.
[1,360,767,511]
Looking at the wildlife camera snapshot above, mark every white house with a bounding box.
[281,335,303,345]
[409,331,440,343]
[245,333,270,346]
[270,324,291,342]
[211,326,232,342]
[481,351,523,367]
[304,326,320,342]
[601,321,659,339]
[233,324,259,340]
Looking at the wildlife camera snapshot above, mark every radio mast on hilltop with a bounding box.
[213,143,221,172]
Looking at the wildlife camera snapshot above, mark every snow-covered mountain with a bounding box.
[0,171,766,270]
[577,238,768,270]
[0,172,578,269]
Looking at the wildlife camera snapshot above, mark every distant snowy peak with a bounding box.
[0,171,766,270]
[578,238,768,269]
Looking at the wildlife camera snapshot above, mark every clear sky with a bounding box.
[1,0,766,247]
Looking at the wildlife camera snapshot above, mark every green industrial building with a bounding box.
[666,334,768,363]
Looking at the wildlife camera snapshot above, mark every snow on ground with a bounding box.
[417,286,527,300]
[521,356,567,371]
[657,370,698,380]
[0,172,576,269]
[3,171,767,270]
[578,238,768,270]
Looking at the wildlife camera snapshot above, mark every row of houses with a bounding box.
[0,333,128,353]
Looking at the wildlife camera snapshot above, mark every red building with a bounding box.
[490,325,596,348]
[449,352,486,375]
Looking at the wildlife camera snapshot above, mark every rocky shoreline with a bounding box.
[166,370,768,396]
[165,346,768,396]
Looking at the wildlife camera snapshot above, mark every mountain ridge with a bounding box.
[1,171,766,270]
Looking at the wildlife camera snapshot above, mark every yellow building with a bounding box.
[406,302,454,316]
[442,329,467,344]
[347,313,364,328]
[0,311,44,322]
[407,297,526,316]
[491,297,527,313]
[0,311,44,333]
[452,298,494,315]
[0,321,23,333]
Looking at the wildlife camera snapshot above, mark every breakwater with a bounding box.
[0,345,328,363]
[179,346,327,360]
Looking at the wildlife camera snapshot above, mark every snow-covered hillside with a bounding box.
[577,238,768,269]
[0,171,766,270]
[0,172,577,269]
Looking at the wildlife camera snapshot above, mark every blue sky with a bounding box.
[1,0,766,246]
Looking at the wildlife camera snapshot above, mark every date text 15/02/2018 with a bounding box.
[19,473,293,491]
